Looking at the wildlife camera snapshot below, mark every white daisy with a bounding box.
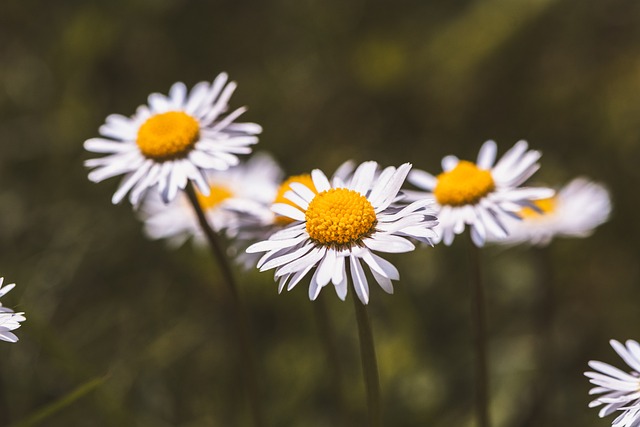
[585,339,640,427]
[405,140,554,247]
[84,72,262,205]
[139,152,282,248]
[246,161,438,304]
[0,278,25,343]
[487,177,611,246]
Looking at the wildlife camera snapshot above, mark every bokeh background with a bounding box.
[0,0,638,425]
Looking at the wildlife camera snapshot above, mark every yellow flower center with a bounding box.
[136,112,200,161]
[434,160,495,206]
[196,185,233,210]
[305,188,377,249]
[274,174,317,225]
[519,197,556,219]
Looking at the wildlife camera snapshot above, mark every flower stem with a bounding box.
[185,183,264,427]
[467,235,490,427]
[352,293,382,427]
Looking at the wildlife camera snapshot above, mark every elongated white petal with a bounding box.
[311,169,331,192]
[271,203,306,222]
[350,256,369,305]
[477,140,497,169]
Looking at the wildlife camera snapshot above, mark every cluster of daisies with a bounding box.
[82,73,626,424]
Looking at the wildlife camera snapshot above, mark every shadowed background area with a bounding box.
[0,0,637,425]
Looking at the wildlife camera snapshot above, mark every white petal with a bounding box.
[311,169,331,192]
[168,81,187,108]
[364,234,415,253]
[282,190,309,210]
[349,161,378,194]
[361,251,400,280]
[271,203,306,222]
[333,269,348,301]
[408,169,437,191]
[442,156,459,171]
[308,267,323,301]
[477,140,497,169]
[84,138,131,153]
[111,161,152,204]
[316,249,337,288]
[371,269,394,294]
[350,256,369,305]
[288,182,317,203]
[286,264,314,292]
[261,245,314,271]
[371,163,412,212]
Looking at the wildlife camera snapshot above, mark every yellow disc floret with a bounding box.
[434,160,495,206]
[305,188,377,249]
[197,185,233,210]
[137,112,200,161]
[274,174,317,225]
[519,197,556,219]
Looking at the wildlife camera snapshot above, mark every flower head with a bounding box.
[0,278,25,343]
[84,73,261,205]
[487,177,611,246]
[585,339,640,427]
[247,161,438,304]
[139,152,282,248]
[405,140,553,246]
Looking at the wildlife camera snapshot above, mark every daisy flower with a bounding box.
[585,339,640,427]
[487,177,611,246]
[246,161,438,304]
[405,140,554,247]
[139,152,282,248]
[84,72,261,205]
[0,278,25,343]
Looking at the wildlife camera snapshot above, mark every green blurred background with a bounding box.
[0,0,637,425]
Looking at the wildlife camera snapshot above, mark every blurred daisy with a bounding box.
[0,278,25,343]
[585,339,640,427]
[84,73,261,205]
[405,140,554,247]
[488,177,611,246]
[247,161,438,304]
[139,152,282,248]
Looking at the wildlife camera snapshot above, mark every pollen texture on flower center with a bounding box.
[434,160,495,206]
[305,188,376,248]
[137,112,200,161]
[274,174,317,225]
[520,197,556,218]
[197,185,233,209]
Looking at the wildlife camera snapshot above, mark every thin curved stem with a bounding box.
[468,235,490,427]
[352,293,381,427]
[185,183,264,427]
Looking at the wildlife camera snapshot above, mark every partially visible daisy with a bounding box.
[0,278,25,343]
[405,140,554,246]
[487,177,611,246]
[139,152,282,247]
[84,72,261,205]
[585,339,640,427]
[247,161,438,304]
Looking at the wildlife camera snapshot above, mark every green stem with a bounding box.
[467,235,490,427]
[352,292,381,427]
[185,183,264,427]
[11,374,109,427]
